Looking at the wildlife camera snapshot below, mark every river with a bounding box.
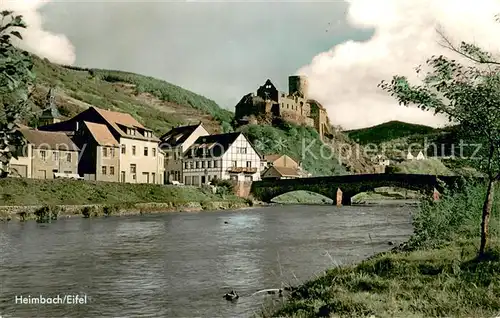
[0,204,414,318]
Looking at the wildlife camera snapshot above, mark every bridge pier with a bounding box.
[336,188,342,207]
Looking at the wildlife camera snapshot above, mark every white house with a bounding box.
[372,154,391,166]
[159,122,210,184]
[407,150,426,161]
[182,132,262,186]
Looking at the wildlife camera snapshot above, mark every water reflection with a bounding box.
[0,205,413,318]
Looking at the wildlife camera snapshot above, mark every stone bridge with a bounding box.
[250,174,471,205]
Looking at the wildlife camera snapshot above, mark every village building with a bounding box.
[372,154,391,166]
[182,132,262,186]
[407,150,426,161]
[7,128,79,179]
[234,75,333,140]
[159,122,209,184]
[39,106,164,184]
[261,154,310,179]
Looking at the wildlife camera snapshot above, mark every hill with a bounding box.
[27,56,232,136]
[24,56,375,176]
[346,120,438,145]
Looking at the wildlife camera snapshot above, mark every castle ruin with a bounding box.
[235,75,332,139]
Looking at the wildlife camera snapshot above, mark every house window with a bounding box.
[245,175,253,181]
[152,148,156,157]
[144,147,148,156]
[53,151,59,161]
[214,160,218,168]
[130,164,136,174]
[208,161,212,168]
[237,147,247,154]
[40,150,46,160]
[152,173,156,184]
[190,162,194,169]
[110,166,115,175]
[201,161,205,168]
[102,166,107,175]
[103,147,108,157]
[132,145,136,155]
[196,161,200,169]
[121,145,126,154]
[66,153,71,162]
[230,175,237,180]
[246,161,252,168]
[185,162,189,169]
[232,161,237,167]
[110,147,115,157]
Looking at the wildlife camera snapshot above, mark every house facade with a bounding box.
[159,122,209,184]
[261,153,310,179]
[182,132,262,186]
[39,106,164,184]
[7,129,79,179]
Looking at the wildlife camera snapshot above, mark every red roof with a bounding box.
[83,121,119,146]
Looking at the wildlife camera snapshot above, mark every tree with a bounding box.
[0,11,34,177]
[379,32,500,256]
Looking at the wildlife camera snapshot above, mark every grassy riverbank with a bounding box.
[0,178,252,221]
[270,181,500,317]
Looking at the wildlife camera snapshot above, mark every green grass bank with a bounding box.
[269,181,500,317]
[0,178,252,221]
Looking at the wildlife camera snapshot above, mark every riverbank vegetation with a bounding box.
[270,181,500,317]
[240,123,347,176]
[0,178,245,207]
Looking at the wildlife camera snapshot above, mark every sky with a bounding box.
[4,0,500,129]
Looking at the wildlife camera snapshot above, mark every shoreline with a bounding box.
[0,200,265,222]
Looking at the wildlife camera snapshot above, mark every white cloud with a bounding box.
[1,0,75,65]
[298,0,500,129]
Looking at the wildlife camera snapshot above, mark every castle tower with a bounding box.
[288,75,309,98]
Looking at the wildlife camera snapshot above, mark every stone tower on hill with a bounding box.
[234,75,332,140]
[288,75,309,98]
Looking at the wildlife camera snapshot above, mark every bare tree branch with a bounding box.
[435,27,500,66]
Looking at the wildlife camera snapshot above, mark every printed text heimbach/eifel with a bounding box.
[15,294,88,305]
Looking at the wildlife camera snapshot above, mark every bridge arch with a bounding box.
[270,190,334,204]
[251,174,466,205]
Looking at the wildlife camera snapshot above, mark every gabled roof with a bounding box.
[263,166,301,178]
[19,129,79,151]
[94,107,144,129]
[159,123,202,148]
[83,121,119,146]
[263,154,281,162]
[184,132,242,159]
[263,154,300,164]
[91,107,159,142]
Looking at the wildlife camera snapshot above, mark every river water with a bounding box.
[0,205,414,318]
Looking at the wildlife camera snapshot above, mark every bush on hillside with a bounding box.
[406,179,499,250]
[240,123,346,176]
